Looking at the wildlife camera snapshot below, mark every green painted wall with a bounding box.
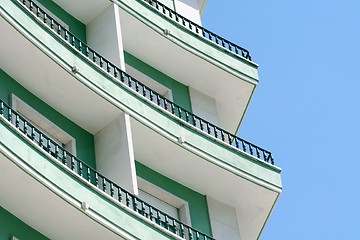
[0,206,49,240]
[0,69,96,168]
[136,161,212,236]
[36,0,87,43]
[124,52,192,112]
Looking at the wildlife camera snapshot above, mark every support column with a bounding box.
[95,113,138,195]
[86,3,126,70]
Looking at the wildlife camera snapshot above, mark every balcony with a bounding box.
[0,100,213,239]
[0,1,282,239]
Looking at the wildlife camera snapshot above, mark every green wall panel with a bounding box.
[124,52,193,112]
[136,161,212,236]
[0,206,49,240]
[0,69,96,168]
[35,0,87,43]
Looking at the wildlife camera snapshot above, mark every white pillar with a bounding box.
[207,196,241,240]
[95,113,138,195]
[86,3,126,70]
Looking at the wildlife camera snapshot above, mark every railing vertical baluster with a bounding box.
[23,121,28,135]
[0,101,3,116]
[171,103,175,114]
[8,108,12,122]
[71,156,75,171]
[133,198,138,212]
[55,145,59,159]
[241,140,246,152]
[157,95,161,106]
[118,187,122,202]
[65,30,69,41]
[214,126,218,138]
[120,71,125,83]
[206,122,211,134]
[95,172,99,187]
[102,177,107,192]
[180,224,185,237]
[156,210,161,224]
[164,215,169,230]
[143,85,147,97]
[126,192,130,207]
[79,42,82,53]
[199,119,204,131]
[172,219,177,234]
[149,90,154,101]
[110,182,114,197]
[78,161,83,177]
[107,62,110,73]
[38,133,43,147]
[164,99,168,110]
[87,167,91,182]
[249,143,253,155]
[188,228,193,240]
[196,232,200,240]
[99,57,103,68]
[15,115,19,128]
[31,127,35,141]
[141,201,146,216]
[149,206,154,221]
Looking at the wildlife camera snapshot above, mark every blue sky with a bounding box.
[203,1,360,239]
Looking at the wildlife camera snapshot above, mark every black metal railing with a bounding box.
[0,99,214,240]
[131,0,252,61]
[16,0,274,165]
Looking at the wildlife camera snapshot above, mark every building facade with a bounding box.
[0,0,282,239]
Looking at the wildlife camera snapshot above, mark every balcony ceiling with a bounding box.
[52,0,111,24]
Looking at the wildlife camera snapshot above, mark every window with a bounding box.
[137,177,191,225]
[11,94,76,155]
[125,65,173,101]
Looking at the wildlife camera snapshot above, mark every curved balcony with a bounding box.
[130,0,252,61]
[16,0,274,166]
[0,99,214,240]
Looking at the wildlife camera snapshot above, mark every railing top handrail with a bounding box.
[16,0,274,166]
[123,0,252,61]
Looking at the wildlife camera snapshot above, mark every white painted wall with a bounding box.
[94,113,138,195]
[86,3,125,70]
[189,88,219,126]
[207,196,241,240]
[174,0,202,25]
